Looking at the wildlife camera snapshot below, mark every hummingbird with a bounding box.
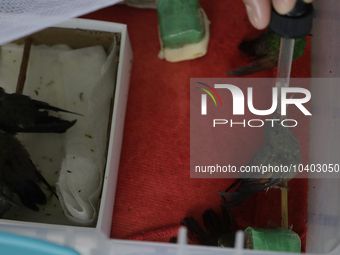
[0,87,80,134]
[227,30,306,76]
[183,203,237,247]
[218,115,302,207]
[0,130,57,211]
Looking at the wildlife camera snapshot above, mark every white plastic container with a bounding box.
[0,18,133,236]
[1,1,340,255]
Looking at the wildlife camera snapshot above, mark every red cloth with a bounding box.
[83,0,310,251]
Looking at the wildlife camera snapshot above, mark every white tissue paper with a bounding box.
[0,39,118,226]
[0,0,121,46]
[57,41,119,226]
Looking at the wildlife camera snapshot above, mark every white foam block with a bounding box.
[158,8,211,62]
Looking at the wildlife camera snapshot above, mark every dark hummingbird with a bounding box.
[182,203,237,247]
[0,87,80,134]
[227,30,306,76]
[218,116,302,207]
[0,130,57,211]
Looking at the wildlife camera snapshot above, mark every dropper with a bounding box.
[269,0,314,116]
[268,0,314,229]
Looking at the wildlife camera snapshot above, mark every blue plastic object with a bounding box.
[0,231,80,255]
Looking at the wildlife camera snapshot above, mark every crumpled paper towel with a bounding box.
[57,40,118,226]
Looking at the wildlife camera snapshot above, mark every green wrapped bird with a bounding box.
[0,87,80,134]
[227,30,306,76]
[0,130,57,211]
[219,114,302,207]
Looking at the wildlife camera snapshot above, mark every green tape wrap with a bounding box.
[244,227,301,253]
[157,0,203,49]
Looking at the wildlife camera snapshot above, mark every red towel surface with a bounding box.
[83,0,311,251]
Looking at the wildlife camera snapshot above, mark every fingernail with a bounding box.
[273,0,296,15]
[245,3,259,27]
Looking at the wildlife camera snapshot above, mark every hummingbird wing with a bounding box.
[227,55,278,77]
[183,216,213,245]
[203,206,237,236]
[227,30,281,76]
[237,33,268,57]
[219,144,294,207]
[183,206,237,247]
[202,209,223,236]
[0,88,79,134]
[0,132,56,211]
[219,178,282,208]
[14,117,77,134]
[220,204,237,232]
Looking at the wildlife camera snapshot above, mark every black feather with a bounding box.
[0,87,80,134]
[182,205,237,247]
[183,217,211,244]
[0,131,56,211]
[227,55,278,77]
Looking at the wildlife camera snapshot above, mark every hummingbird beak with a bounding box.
[277,93,294,121]
[272,109,283,122]
[278,111,285,121]
[273,108,286,122]
[273,110,278,119]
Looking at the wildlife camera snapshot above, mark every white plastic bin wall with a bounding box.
[307,0,340,253]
